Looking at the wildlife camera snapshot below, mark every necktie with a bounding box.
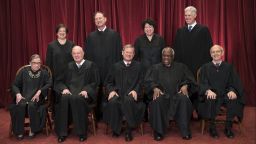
[215,63,220,72]
[188,26,193,32]
[78,64,82,68]
[126,63,130,67]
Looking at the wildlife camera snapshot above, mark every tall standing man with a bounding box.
[85,11,122,119]
[173,6,213,76]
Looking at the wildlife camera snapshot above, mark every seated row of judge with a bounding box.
[9,45,244,142]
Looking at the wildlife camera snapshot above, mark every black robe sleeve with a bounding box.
[39,70,52,98]
[104,65,119,95]
[82,63,100,101]
[144,66,161,99]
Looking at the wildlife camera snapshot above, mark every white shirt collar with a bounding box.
[98,26,107,32]
[188,21,197,29]
[212,60,222,65]
[76,59,85,67]
[123,60,131,65]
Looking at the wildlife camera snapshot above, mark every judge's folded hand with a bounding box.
[16,93,25,104]
[129,90,137,101]
[108,91,118,101]
[179,84,188,96]
[31,90,41,102]
[206,90,217,99]
[79,90,88,98]
[153,88,163,100]
[227,91,237,100]
[62,89,72,95]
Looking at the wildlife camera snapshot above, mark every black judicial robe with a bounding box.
[134,34,165,74]
[54,60,100,137]
[46,40,74,87]
[10,67,52,135]
[85,28,122,83]
[173,24,213,76]
[144,62,197,136]
[198,62,244,120]
[103,61,145,134]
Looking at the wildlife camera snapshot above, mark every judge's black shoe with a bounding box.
[112,132,120,137]
[16,134,24,140]
[224,128,234,138]
[153,131,163,141]
[182,134,192,140]
[58,136,65,143]
[79,135,87,142]
[209,128,219,139]
[125,132,133,142]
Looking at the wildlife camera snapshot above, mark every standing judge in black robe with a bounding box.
[198,45,244,139]
[54,46,100,142]
[85,12,122,83]
[46,24,75,111]
[173,6,213,76]
[85,11,122,119]
[103,44,145,142]
[10,54,52,140]
[144,47,197,141]
[134,18,165,75]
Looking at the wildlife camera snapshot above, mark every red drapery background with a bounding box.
[0,0,255,107]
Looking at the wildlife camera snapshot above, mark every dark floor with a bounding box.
[0,107,255,144]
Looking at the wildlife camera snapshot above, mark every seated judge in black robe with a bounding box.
[10,54,52,140]
[103,44,145,142]
[144,47,197,141]
[54,46,100,142]
[198,45,244,139]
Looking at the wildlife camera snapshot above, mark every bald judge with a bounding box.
[54,46,100,142]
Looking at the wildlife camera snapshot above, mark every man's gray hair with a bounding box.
[184,6,197,15]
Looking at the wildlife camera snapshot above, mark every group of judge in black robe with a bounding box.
[9,9,244,142]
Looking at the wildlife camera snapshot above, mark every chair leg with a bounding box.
[9,122,13,137]
[47,112,52,130]
[91,112,96,136]
[140,123,144,136]
[238,122,242,134]
[201,119,205,134]
[45,119,49,136]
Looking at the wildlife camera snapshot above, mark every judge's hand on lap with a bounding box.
[179,84,188,96]
[62,89,72,95]
[79,91,88,98]
[129,90,137,101]
[153,88,163,100]
[206,89,217,99]
[108,91,118,101]
[31,90,41,102]
[16,93,25,104]
[227,91,237,100]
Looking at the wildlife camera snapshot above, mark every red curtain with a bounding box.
[0,0,255,107]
